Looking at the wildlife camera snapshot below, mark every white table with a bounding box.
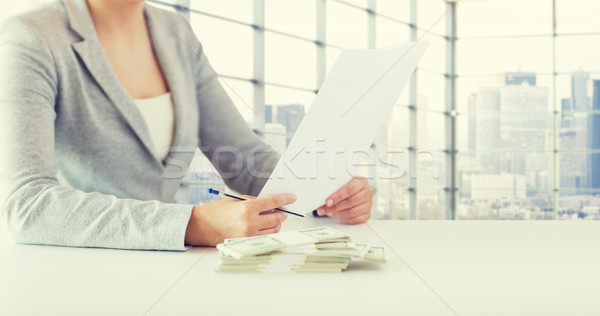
[1,218,599,316]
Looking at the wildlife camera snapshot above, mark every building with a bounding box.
[559,129,586,189]
[572,70,590,111]
[561,98,573,128]
[559,72,590,190]
[265,104,273,123]
[264,104,305,145]
[500,84,549,151]
[587,80,600,188]
[471,174,526,200]
[503,72,536,86]
[276,104,305,144]
[468,93,477,153]
[475,87,502,174]
[471,72,550,196]
[263,123,287,154]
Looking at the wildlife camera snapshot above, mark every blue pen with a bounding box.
[208,188,309,219]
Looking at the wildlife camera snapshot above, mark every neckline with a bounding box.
[133,92,171,102]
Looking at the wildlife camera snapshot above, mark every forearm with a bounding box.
[1,178,193,250]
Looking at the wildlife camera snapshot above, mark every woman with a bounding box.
[0,0,373,250]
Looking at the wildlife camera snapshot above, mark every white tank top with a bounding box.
[133,93,174,160]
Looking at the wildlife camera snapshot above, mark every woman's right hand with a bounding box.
[184,193,296,246]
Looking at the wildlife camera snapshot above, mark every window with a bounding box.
[457,0,600,220]
[149,0,600,221]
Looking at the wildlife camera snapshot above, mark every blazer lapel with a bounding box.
[144,5,190,155]
[63,0,162,167]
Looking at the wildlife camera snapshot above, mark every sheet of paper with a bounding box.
[259,41,429,214]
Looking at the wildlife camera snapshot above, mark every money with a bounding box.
[298,227,351,242]
[215,227,387,273]
[364,246,387,263]
[217,235,287,259]
[315,241,356,249]
[217,227,351,259]
[216,252,351,273]
[315,244,371,258]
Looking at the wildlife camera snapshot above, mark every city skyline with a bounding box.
[459,70,600,220]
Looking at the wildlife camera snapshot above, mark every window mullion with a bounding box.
[445,1,457,220]
[253,0,266,130]
[409,0,418,220]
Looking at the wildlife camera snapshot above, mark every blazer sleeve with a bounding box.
[186,26,280,196]
[0,17,193,251]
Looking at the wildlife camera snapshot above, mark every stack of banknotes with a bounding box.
[215,226,386,273]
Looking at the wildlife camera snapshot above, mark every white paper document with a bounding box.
[259,41,429,214]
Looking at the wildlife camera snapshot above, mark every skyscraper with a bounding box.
[500,84,549,151]
[275,104,305,145]
[504,72,536,86]
[476,87,502,174]
[474,72,549,185]
[265,104,273,124]
[560,129,586,189]
[561,98,573,129]
[572,71,590,111]
[587,80,600,188]
[468,93,477,153]
[558,73,590,190]
[262,104,306,145]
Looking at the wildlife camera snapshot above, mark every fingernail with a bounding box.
[327,199,334,207]
[317,207,324,216]
[289,194,297,202]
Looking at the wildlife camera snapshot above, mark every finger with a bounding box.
[325,177,368,208]
[250,193,296,214]
[328,202,371,219]
[322,189,370,215]
[328,201,371,219]
[328,208,354,219]
[340,212,371,225]
[258,210,288,224]
[276,211,289,221]
[256,211,287,229]
[242,195,256,199]
[256,224,282,235]
[259,224,281,232]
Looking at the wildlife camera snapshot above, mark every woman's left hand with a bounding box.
[316,177,374,224]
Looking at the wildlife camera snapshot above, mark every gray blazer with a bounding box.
[0,0,278,250]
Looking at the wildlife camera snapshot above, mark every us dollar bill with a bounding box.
[217,227,352,258]
[363,246,386,263]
